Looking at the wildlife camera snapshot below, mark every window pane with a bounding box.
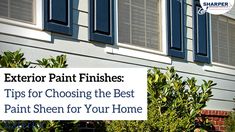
[131,5,145,47]
[118,0,161,51]
[212,15,235,66]
[0,0,8,17]
[228,20,235,66]
[0,0,34,23]
[118,0,130,44]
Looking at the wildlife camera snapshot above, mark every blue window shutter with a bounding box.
[167,0,185,58]
[44,0,73,35]
[193,1,210,63]
[89,0,114,44]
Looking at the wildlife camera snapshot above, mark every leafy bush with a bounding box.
[37,55,67,68]
[106,67,215,132]
[0,120,80,132]
[0,50,77,132]
[33,121,80,132]
[0,50,216,132]
[225,98,235,132]
[0,50,30,68]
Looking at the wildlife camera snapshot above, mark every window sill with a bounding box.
[203,64,235,76]
[0,22,51,42]
[105,45,172,64]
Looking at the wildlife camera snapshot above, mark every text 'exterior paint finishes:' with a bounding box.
[4,73,124,82]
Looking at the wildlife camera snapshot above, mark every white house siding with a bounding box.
[0,0,234,111]
[225,3,235,19]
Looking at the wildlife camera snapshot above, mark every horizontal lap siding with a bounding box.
[72,0,88,41]
[225,4,235,19]
[185,2,193,63]
[0,0,234,111]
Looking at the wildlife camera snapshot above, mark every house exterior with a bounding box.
[0,0,234,131]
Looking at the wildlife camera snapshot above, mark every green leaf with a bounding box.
[162,97,167,102]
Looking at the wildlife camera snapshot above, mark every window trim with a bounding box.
[210,14,235,69]
[105,0,170,63]
[0,0,51,41]
[203,64,235,76]
[105,44,171,64]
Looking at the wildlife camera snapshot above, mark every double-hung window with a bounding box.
[90,0,185,61]
[118,0,161,52]
[0,0,47,40]
[0,0,72,40]
[211,8,235,67]
[0,0,35,24]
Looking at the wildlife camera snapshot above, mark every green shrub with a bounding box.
[106,67,215,132]
[0,50,67,68]
[0,50,216,132]
[0,50,30,68]
[225,98,235,132]
[0,50,78,132]
[0,120,80,132]
[37,55,68,68]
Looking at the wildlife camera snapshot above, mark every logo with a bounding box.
[200,0,234,15]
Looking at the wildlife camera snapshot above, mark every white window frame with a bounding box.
[105,0,171,64]
[0,0,51,41]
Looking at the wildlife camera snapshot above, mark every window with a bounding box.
[118,0,161,51]
[0,0,50,41]
[90,0,184,60]
[211,15,235,66]
[0,0,35,24]
[0,0,72,41]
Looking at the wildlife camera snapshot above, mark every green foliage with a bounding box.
[0,50,74,132]
[106,67,215,132]
[33,121,80,132]
[37,55,68,68]
[225,112,235,132]
[0,50,30,68]
[225,98,235,132]
[0,50,68,68]
[0,121,44,132]
[194,116,213,131]
[0,50,216,132]
[0,121,80,132]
